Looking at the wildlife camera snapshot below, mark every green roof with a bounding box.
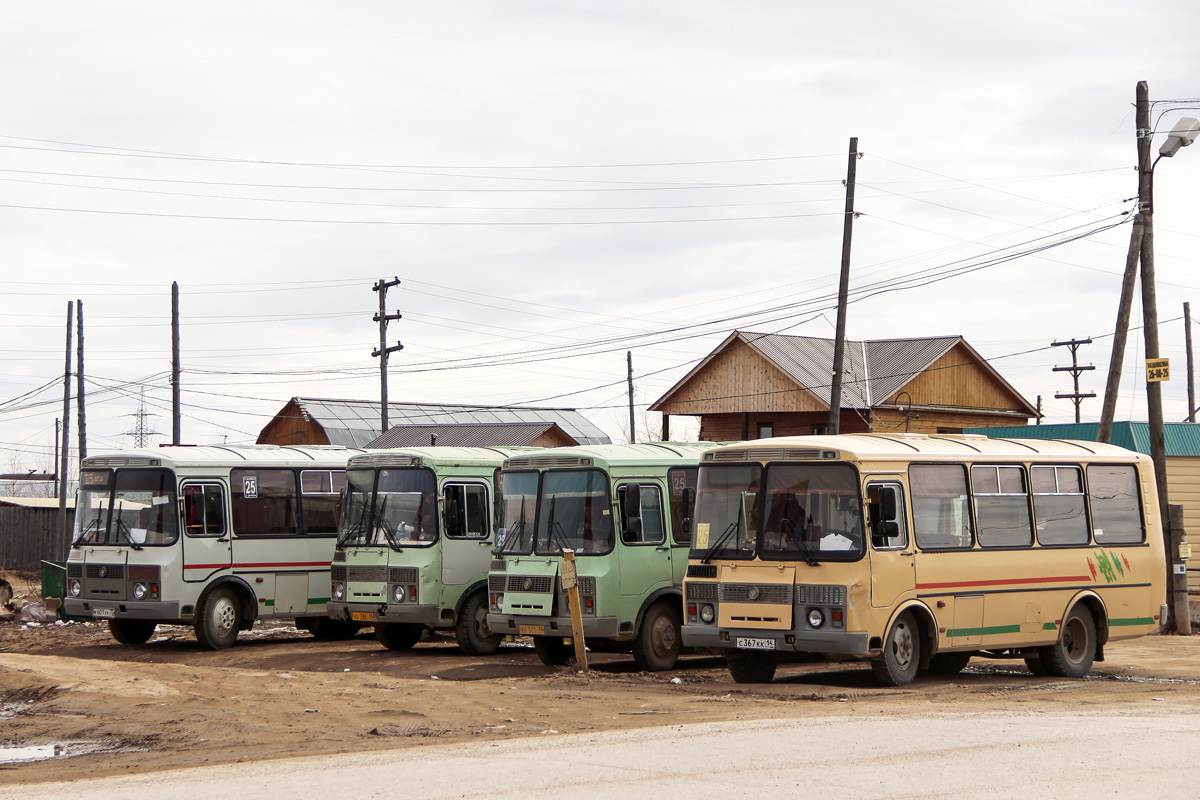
[962,422,1200,457]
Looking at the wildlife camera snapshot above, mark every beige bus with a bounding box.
[681,434,1167,686]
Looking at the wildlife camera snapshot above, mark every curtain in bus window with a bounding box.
[537,469,613,555]
[232,469,299,535]
[910,464,973,549]
[1087,465,1144,544]
[301,469,343,534]
[972,465,1032,547]
[1031,466,1089,546]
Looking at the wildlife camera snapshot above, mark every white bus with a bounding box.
[64,445,363,649]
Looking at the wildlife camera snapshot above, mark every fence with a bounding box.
[0,507,68,572]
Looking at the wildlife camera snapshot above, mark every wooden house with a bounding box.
[650,331,1038,441]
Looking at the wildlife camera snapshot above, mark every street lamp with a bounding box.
[1158,116,1200,158]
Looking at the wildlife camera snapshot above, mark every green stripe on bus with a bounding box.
[946,624,1022,637]
[1109,617,1155,627]
[310,597,331,605]
[1043,622,1058,630]
[264,599,274,607]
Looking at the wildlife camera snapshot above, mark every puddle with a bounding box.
[0,740,146,765]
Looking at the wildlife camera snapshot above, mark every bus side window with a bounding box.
[668,467,698,544]
[618,484,665,545]
[867,483,907,550]
[910,464,973,549]
[445,484,489,539]
[183,484,226,536]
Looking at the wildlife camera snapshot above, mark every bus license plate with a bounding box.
[736,637,775,651]
[519,624,543,636]
[92,607,116,619]
[351,612,374,622]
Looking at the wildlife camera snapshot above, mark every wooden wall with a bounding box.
[869,408,1030,435]
[1166,457,1200,593]
[699,411,872,442]
[256,400,330,446]
[0,507,66,571]
[530,428,577,448]
[656,339,820,416]
[890,342,1028,411]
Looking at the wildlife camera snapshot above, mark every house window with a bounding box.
[757,422,774,439]
[937,427,964,434]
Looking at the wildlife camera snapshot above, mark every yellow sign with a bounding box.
[1147,358,1170,382]
[695,522,710,549]
[1181,541,1192,561]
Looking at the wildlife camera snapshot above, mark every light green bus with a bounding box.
[486,443,705,671]
[328,447,523,654]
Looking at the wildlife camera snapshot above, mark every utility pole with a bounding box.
[75,298,86,460]
[58,301,73,556]
[1036,395,1042,425]
[1186,301,1195,422]
[1051,338,1096,423]
[1097,218,1144,443]
[372,277,403,435]
[627,351,636,444]
[172,281,181,444]
[53,418,60,498]
[828,137,859,434]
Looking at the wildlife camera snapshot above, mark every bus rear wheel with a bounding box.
[532,636,575,667]
[455,591,503,656]
[1038,607,1096,678]
[632,601,682,672]
[927,652,971,675]
[726,650,777,683]
[195,586,242,650]
[108,618,157,645]
[376,623,423,651]
[872,610,921,686]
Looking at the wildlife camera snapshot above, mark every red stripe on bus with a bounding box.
[916,575,1091,589]
[183,562,331,570]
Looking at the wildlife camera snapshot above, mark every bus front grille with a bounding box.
[389,567,419,584]
[506,575,554,593]
[348,565,387,582]
[488,575,506,593]
[794,585,845,605]
[721,583,792,604]
[686,583,718,603]
[86,564,125,580]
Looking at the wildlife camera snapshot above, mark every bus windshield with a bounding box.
[337,468,379,547]
[691,463,761,561]
[374,468,438,547]
[536,469,613,556]
[73,468,178,547]
[498,471,538,555]
[759,463,863,561]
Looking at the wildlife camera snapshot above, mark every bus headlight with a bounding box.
[69,580,81,597]
[332,583,345,601]
[807,608,825,628]
[700,604,715,623]
[393,586,406,603]
[133,582,148,600]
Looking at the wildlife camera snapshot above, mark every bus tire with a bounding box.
[108,618,157,645]
[927,652,971,675]
[376,623,423,651]
[1038,607,1096,678]
[632,600,682,672]
[872,610,920,686]
[310,617,362,640]
[455,591,503,656]
[532,636,575,667]
[726,651,777,683]
[195,586,242,650]
[1024,656,1049,676]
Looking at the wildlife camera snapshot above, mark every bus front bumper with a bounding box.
[328,601,441,627]
[487,613,623,640]
[64,598,183,621]
[681,624,872,656]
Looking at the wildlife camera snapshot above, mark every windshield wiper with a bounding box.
[338,496,371,547]
[497,498,530,555]
[701,519,740,565]
[544,496,573,554]
[373,496,401,551]
[782,517,818,567]
[111,502,143,550]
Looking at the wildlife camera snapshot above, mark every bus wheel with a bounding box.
[632,601,682,672]
[195,586,241,650]
[1038,607,1096,678]
[725,651,777,683]
[532,636,575,667]
[376,623,423,651]
[1024,656,1049,676]
[108,618,157,645]
[927,652,971,675]
[872,610,920,686]
[455,591,503,656]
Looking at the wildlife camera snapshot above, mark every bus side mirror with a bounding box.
[680,487,696,535]
[879,487,897,522]
[620,486,643,537]
[443,490,462,537]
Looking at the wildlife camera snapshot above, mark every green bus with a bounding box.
[486,443,705,671]
[328,447,523,654]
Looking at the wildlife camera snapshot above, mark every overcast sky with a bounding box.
[2,1,1199,473]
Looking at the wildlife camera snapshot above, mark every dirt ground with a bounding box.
[5,568,1200,787]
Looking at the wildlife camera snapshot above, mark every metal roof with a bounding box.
[963,422,1200,458]
[653,331,1036,415]
[701,433,1146,462]
[82,444,365,469]
[285,398,611,448]
[366,422,572,449]
[504,441,715,469]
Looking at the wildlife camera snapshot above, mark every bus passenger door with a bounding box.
[441,483,493,588]
[180,482,232,583]
[867,482,915,609]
